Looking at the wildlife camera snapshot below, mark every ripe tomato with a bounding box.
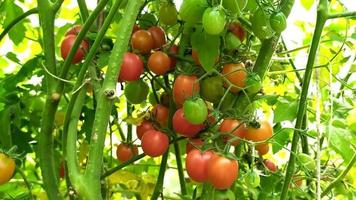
[263,159,278,172]
[0,153,15,185]
[173,108,204,137]
[219,119,247,146]
[200,76,224,104]
[251,8,274,40]
[136,120,155,140]
[61,35,89,64]
[213,189,235,200]
[202,7,226,35]
[207,155,239,189]
[173,75,200,107]
[186,138,204,154]
[222,63,247,93]
[141,130,169,157]
[245,121,273,142]
[148,26,167,49]
[256,143,269,156]
[270,12,287,33]
[183,98,208,125]
[59,161,65,178]
[65,25,82,36]
[228,22,245,42]
[124,80,149,104]
[118,52,144,82]
[131,30,154,54]
[186,149,214,182]
[148,51,171,75]
[169,45,178,68]
[116,143,139,162]
[151,104,169,127]
[159,3,178,25]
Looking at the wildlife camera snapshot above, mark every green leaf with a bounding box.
[4,1,26,45]
[326,125,354,162]
[300,0,314,10]
[273,97,298,123]
[272,127,292,153]
[97,52,110,68]
[6,52,20,63]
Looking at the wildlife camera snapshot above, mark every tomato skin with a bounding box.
[151,104,169,127]
[65,25,82,36]
[131,30,154,54]
[61,35,89,64]
[183,98,208,125]
[245,73,262,94]
[186,138,204,154]
[173,75,200,107]
[251,8,274,40]
[207,155,239,189]
[256,143,269,156]
[245,121,273,142]
[136,120,155,140]
[244,170,260,188]
[219,119,247,146]
[118,52,144,82]
[0,153,15,185]
[116,143,139,162]
[141,130,169,157]
[169,45,179,68]
[124,80,149,104]
[159,3,178,25]
[228,22,245,42]
[222,63,247,93]
[148,26,167,49]
[264,159,278,172]
[270,12,287,33]
[200,76,224,104]
[202,7,226,35]
[148,51,171,75]
[173,108,204,137]
[59,162,65,178]
[186,149,214,182]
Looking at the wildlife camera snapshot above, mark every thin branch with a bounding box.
[328,11,356,19]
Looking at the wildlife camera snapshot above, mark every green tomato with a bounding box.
[183,98,208,125]
[124,80,149,104]
[138,13,157,29]
[202,7,226,35]
[179,0,209,24]
[217,91,235,112]
[251,8,274,40]
[213,189,235,200]
[200,76,225,104]
[225,32,241,50]
[270,12,287,33]
[245,73,262,94]
[297,153,315,172]
[159,3,178,25]
[244,170,260,188]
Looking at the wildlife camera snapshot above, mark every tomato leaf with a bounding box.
[326,125,354,162]
[4,1,26,45]
[272,126,292,154]
[273,97,298,123]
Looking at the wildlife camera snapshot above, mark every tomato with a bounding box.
[245,121,273,142]
[138,13,157,29]
[159,3,178,25]
[136,120,155,140]
[173,108,204,137]
[222,63,247,93]
[131,30,154,54]
[186,138,204,154]
[183,98,208,124]
[59,161,65,178]
[202,7,226,35]
[118,52,144,82]
[297,153,315,172]
[200,76,224,104]
[116,143,139,162]
[61,35,89,64]
[228,22,245,42]
[173,75,200,107]
[256,143,269,156]
[270,12,287,33]
[219,119,247,146]
[141,130,169,157]
[0,153,15,185]
[65,25,82,36]
[207,155,239,189]
[244,170,260,188]
[148,51,171,75]
[151,104,169,126]
[148,26,167,49]
[263,159,278,172]
[225,32,241,50]
[168,45,179,68]
[186,149,214,182]
[124,80,149,104]
[245,73,262,94]
[179,0,209,24]
[290,175,303,188]
[218,91,235,112]
[213,189,235,200]
[251,8,274,40]
[160,92,171,107]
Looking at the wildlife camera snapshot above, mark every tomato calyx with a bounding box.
[247,120,261,129]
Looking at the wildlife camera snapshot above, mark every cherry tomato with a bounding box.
[65,25,82,36]
[0,153,15,185]
[290,175,303,188]
[173,108,204,137]
[207,155,239,189]
[131,30,154,54]
[186,138,204,154]
[159,3,178,25]
[263,159,278,172]
[222,63,247,93]
[256,143,269,156]
[148,26,167,49]
[270,12,287,33]
[148,51,171,75]
[141,130,169,157]
[228,22,245,42]
[169,45,179,68]
[200,76,224,104]
[118,52,144,82]
[136,120,155,140]
[245,73,262,94]
[59,161,65,178]
[124,80,149,104]
[213,189,235,200]
[179,0,209,24]
[245,121,273,142]
[202,7,226,35]
[186,149,214,182]
[173,75,200,107]
[244,170,260,188]
[251,8,274,40]
[61,35,89,64]
[151,104,169,127]
[183,98,208,125]
[219,119,247,146]
[116,143,139,162]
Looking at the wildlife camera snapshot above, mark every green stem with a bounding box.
[328,11,356,19]
[151,150,169,200]
[173,141,187,195]
[279,1,328,199]
[127,102,133,142]
[77,0,89,21]
[16,166,34,200]
[0,8,38,42]
[300,114,309,154]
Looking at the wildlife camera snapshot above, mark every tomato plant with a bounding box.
[228,22,245,42]
[245,121,273,142]
[141,130,169,157]
[270,12,287,33]
[264,159,278,172]
[148,26,167,49]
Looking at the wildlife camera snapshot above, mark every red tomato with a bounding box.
[141,130,169,157]
[173,108,204,137]
[222,63,247,93]
[151,104,169,127]
[148,26,167,49]
[131,30,154,54]
[186,149,214,182]
[228,22,245,42]
[65,25,82,36]
[245,121,273,142]
[256,143,269,156]
[173,75,200,107]
[263,159,278,172]
[136,120,155,140]
[118,52,144,82]
[61,35,89,64]
[207,155,239,189]
[59,162,65,178]
[0,153,15,185]
[148,51,171,75]
[219,119,247,146]
[169,45,178,68]
[186,138,204,154]
[116,143,139,162]
[290,175,303,188]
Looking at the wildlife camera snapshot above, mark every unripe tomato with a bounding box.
[251,8,274,40]
[151,104,169,126]
[207,155,239,189]
[245,121,273,142]
[173,108,204,137]
[136,120,155,140]
[118,52,144,82]
[225,32,241,50]
[61,35,89,64]
[148,26,167,49]
[131,30,154,54]
[148,51,171,75]
[159,3,178,25]
[65,25,82,36]
[219,119,247,146]
[245,73,262,94]
[244,170,260,188]
[264,159,278,172]
[186,138,204,154]
[141,130,169,157]
[228,22,245,42]
[59,161,65,179]
[200,76,225,104]
[124,80,149,104]
[222,63,247,93]
[202,7,226,35]
[213,189,235,200]
[256,143,269,156]
[186,149,214,182]
[0,153,15,185]
[173,75,200,107]
[270,12,287,33]
[116,143,138,163]
[183,98,208,125]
